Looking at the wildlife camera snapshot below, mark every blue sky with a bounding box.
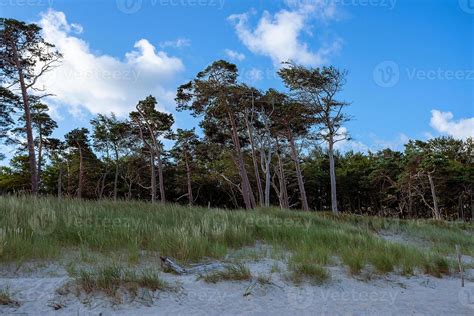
[1,0,473,162]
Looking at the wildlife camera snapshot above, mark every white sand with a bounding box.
[1,258,473,315]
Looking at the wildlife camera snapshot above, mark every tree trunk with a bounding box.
[66,159,71,196]
[77,145,84,199]
[245,112,264,206]
[13,45,38,194]
[184,149,193,206]
[37,129,43,186]
[228,111,255,209]
[328,135,338,214]
[157,150,166,203]
[287,130,309,211]
[113,148,119,201]
[427,172,441,220]
[57,167,62,199]
[408,179,413,216]
[150,152,156,203]
[99,171,107,199]
[264,154,271,207]
[275,140,289,209]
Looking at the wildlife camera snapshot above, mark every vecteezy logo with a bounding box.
[28,208,57,235]
[116,0,143,14]
[373,61,400,88]
[286,286,314,310]
[459,284,474,310]
[459,0,474,14]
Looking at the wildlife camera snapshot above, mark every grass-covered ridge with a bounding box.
[1,196,473,279]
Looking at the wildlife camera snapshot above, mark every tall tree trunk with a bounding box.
[13,45,38,194]
[427,172,441,220]
[470,193,473,222]
[227,111,255,209]
[157,150,166,203]
[150,152,156,203]
[275,140,289,209]
[245,112,264,206]
[77,145,84,199]
[328,135,338,214]
[113,148,119,201]
[57,166,62,199]
[37,129,43,186]
[99,171,107,199]
[184,150,193,206]
[264,153,271,207]
[408,179,413,216]
[66,159,71,196]
[287,130,309,211]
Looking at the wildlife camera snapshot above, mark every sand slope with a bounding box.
[1,259,473,315]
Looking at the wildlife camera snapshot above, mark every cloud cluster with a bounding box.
[38,10,184,117]
[160,38,191,48]
[224,49,246,61]
[430,110,474,140]
[228,1,341,67]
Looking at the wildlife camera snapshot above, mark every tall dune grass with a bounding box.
[0,195,472,279]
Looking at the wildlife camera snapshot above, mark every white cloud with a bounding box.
[241,67,263,82]
[334,139,370,153]
[224,49,246,61]
[371,133,410,151]
[37,10,184,117]
[160,38,191,48]
[334,130,411,153]
[430,110,474,140]
[331,127,368,153]
[284,0,339,21]
[228,2,341,67]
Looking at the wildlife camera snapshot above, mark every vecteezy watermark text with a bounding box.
[373,61,473,88]
[0,0,53,7]
[287,0,397,10]
[116,0,225,14]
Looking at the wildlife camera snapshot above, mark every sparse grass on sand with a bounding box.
[199,264,252,283]
[1,195,473,284]
[0,287,19,307]
[67,264,168,298]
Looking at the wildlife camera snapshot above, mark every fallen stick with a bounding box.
[455,244,464,287]
[160,256,186,274]
[160,256,228,275]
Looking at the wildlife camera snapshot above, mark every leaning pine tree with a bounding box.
[176,60,256,210]
[0,18,62,194]
[279,64,350,214]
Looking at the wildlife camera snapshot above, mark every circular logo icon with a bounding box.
[373,61,400,88]
[116,0,143,14]
[286,286,314,310]
[459,284,474,310]
[459,0,474,14]
[28,208,57,235]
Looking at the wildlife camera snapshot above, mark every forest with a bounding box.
[1,18,473,221]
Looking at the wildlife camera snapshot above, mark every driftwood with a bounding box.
[455,244,464,287]
[160,256,227,275]
[243,279,258,296]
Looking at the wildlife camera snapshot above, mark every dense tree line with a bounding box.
[1,18,472,220]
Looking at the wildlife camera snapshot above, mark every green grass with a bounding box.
[287,262,330,285]
[1,195,472,280]
[199,264,252,283]
[0,287,19,307]
[69,264,168,297]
